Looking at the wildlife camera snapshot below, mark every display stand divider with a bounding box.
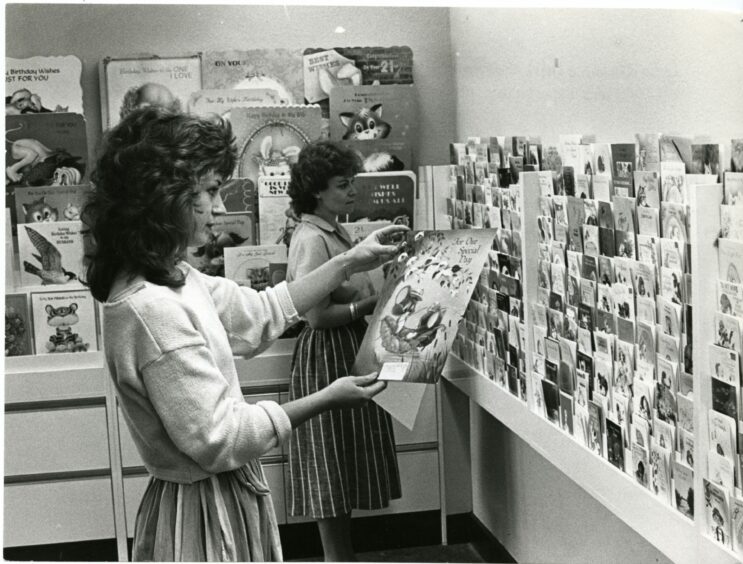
[429,164,452,230]
[520,172,542,413]
[688,182,739,563]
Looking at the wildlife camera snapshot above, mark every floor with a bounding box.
[291,542,489,562]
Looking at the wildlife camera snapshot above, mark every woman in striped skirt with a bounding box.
[286,140,402,561]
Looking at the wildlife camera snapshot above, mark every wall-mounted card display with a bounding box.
[6,55,84,115]
[201,49,304,106]
[30,289,98,354]
[5,293,33,357]
[5,113,88,229]
[101,54,202,128]
[17,220,85,289]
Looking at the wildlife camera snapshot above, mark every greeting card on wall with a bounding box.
[229,105,322,182]
[5,113,88,228]
[187,89,283,117]
[201,49,304,105]
[186,212,254,277]
[303,46,413,112]
[345,139,413,173]
[17,221,84,288]
[102,54,202,128]
[6,55,84,115]
[223,244,287,290]
[14,184,91,228]
[30,289,98,354]
[5,293,33,357]
[257,175,295,246]
[219,178,257,215]
[329,84,416,144]
[343,171,415,227]
[353,229,495,383]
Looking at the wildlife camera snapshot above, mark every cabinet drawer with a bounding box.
[4,407,110,476]
[123,462,286,536]
[118,392,282,469]
[4,477,114,547]
[286,450,440,523]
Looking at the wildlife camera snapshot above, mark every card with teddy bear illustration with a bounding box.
[30,289,98,355]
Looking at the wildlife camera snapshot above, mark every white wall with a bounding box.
[450,7,743,144]
[5,4,456,167]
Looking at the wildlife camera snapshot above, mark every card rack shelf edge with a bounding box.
[442,353,710,564]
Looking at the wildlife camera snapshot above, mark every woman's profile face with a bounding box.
[189,171,225,247]
[315,175,357,219]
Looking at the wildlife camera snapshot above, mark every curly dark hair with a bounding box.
[287,140,362,216]
[82,107,236,302]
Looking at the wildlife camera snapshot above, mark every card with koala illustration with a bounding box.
[30,289,98,355]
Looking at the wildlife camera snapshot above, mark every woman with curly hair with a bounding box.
[82,108,406,561]
[286,140,402,561]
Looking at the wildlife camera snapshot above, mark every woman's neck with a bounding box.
[312,208,338,226]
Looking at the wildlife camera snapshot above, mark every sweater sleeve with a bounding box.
[136,304,292,474]
[194,265,300,357]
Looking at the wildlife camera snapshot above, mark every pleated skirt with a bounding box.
[131,461,282,562]
[288,319,402,519]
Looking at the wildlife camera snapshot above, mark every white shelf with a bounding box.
[443,355,739,564]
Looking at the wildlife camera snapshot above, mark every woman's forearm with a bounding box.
[286,252,352,316]
[305,302,355,329]
[281,388,333,428]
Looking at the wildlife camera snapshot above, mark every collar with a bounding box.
[300,213,338,233]
[300,213,353,247]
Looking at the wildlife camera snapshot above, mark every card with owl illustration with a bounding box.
[30,289,98,355]
[353,229,496,383]
[17,220,85,289]
[14,184,91,229]
[5,293,34,356]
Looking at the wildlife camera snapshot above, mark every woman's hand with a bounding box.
[345,225,409,275]
[323,373,387,409]
[357,295,378,317]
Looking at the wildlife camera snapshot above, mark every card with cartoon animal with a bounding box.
[660,161,687,204]
[229,105,322,184]
[691,143,723,177]
[223,244,287,291]
[723,172,743,205]
[719,238,743,285]
[6,56,83,115]
[635,133,661,172]
[342,171,416,228]
[705,478,732,548]
[102,54,202,128]
[718,280,743,318]
[5,113,88,227]
[353,229,496,383]
[30,289,98,355]
[330,84,416,144]
[673,459,694,519]
[5,293,33,356]
[633,170,660,208]
[256,175,295,247]
[13,184,91,229]
[186,212,254,277]
[17,220,84,289]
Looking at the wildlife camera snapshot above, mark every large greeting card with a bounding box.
[6,55,84,115]
[30,289,98,354]
[228,105,323,182]
[202,49,304,105]
[102,55,202,128]
[17,220,85,289]
[352,229,495,383]
[342,171,416,227]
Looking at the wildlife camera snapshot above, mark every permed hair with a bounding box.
[82,107,236,301]
[287,140,362,216]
